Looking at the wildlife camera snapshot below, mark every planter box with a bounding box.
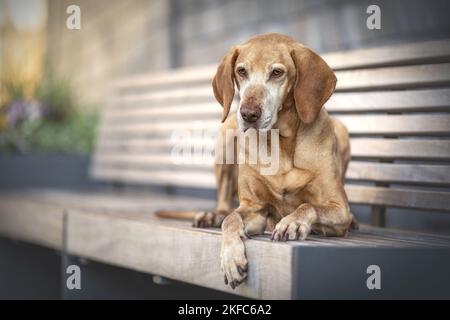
[0,154,96,190]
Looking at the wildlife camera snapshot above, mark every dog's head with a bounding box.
[212,33,337,131]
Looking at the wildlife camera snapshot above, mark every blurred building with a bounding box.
[0,0,47,104]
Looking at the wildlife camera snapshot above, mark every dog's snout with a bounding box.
[240,104,262,123]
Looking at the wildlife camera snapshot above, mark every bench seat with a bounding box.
[1,189,450,299]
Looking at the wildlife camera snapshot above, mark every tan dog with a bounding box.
[158,33,357,289]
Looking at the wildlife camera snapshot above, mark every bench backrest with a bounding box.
[91,39,450,225]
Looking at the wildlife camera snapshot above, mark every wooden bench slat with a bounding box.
[350,139,450,161]
[0,197,64,249]
[108,40,450,90]
[109,63,450,105]
[99,114,450,137]
[326,88,450,113]
[104,102,221,121]
[105,88,450,121]
[104,88,450,119]
[91,157,450,189]
[345,185,450,211]
[93,154,214,169]
[109,62,450,94]
[99,120,217,136]
[66,208,294,299]
[113,87,215,105]
[91,167,216,188]
[323,39,450,70]
[337,114,450,136]
[335,63,450,91]
[347,162,450,187]
[357,225,450,243]
[92,166,450,211]
[111,65,216,90]
[111,87,450,122]
[94,138,450,161]
[92,156,450,187]
[91,154,450,186]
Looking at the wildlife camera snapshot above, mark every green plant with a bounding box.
[2,78,27,102]
[26,110,99,154]
[0,73,99,155]
[36,74,75,122]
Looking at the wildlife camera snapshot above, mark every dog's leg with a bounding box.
[221,205,267,289]
[271,203,352,241]
[193,163,237,228]
[194,115,238,228]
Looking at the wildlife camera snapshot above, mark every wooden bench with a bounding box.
[1,39,450,299]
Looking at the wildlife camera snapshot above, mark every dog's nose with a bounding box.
[240,105,261,123]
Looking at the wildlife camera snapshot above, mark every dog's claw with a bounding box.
[194,210,227,228]
[237,266,245,276]
[272,219,310,242]
[221,239,248,289]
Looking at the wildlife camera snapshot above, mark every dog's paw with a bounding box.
[193,210,227,228]
[271,217,310,241]
[221,240,248,289]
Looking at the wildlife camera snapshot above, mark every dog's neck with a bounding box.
[275,97,300,138]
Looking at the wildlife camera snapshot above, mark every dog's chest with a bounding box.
[262,165,312,216]
[264,146,313,196]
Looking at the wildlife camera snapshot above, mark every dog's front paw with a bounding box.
[271,217,310,241]
[193,210,227,228]
[220,239,248,289]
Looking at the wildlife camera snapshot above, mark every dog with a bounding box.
[157,33,357,289]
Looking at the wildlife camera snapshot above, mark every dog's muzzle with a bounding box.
[240,104,262,123]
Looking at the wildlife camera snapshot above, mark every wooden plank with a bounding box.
[22,189,215,215]
[323,39,450,70]
[113,86,214,106]
[335,63,450,91]
[92,168,450,212]
[0,195,64,249]
[66,208,294,299]
[108,39,450,90]
[92,154,214,170]
[350,139,450,161]
[95,137,184,153]
[104,103,221,122]
[110,62,450,94]
[345,185,450,211]
[326,88,450,113]
[347,162,450,187]
[93,150,450,186]
[358,224,450,244]
[105,89,450,121]
[93,138,450,163]
[111,65,215,90]
[91,158,450,189]
[99,114,450,137]
[98,119,218,137]
[91,167,216,188]
[107,91,450,122]
[337,114,450,136]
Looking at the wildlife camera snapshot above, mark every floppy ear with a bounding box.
[290,45,337,124]
[212,47,239,122]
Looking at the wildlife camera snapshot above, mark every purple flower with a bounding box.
[5,99,44,128]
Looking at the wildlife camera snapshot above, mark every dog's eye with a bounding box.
[236,67,247,77]
[270,69,284,78]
